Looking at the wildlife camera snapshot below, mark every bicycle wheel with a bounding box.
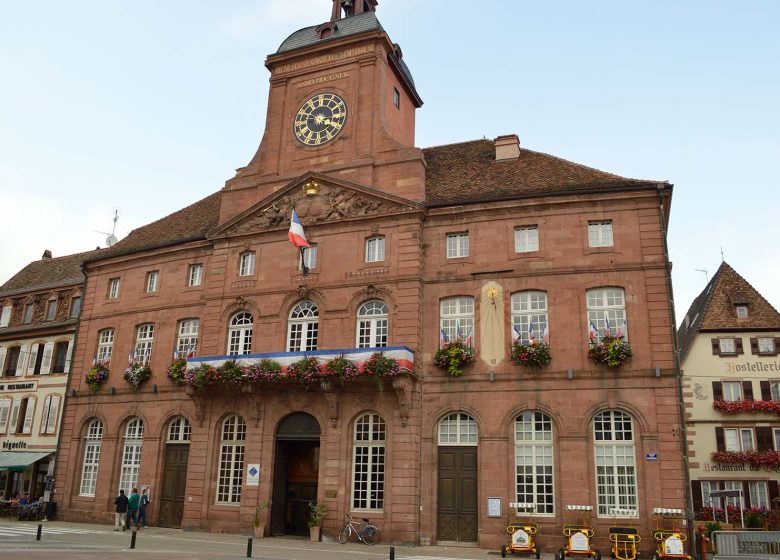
[361,524,380,545]
[338,524,352,544]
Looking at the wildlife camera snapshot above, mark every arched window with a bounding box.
[177,319,199,356]
[119,418,144,494]
[593,410,637,516]
[288,301,318,352]
[438,412,478,445]
[96,328,114,363]
[79,419,103,496]
[511,291,548,344]
[352,413,386,510]
[356,301,388,348]
[216,414,246,504]
[227,312,253,356]
[167,416,191,442]
[439,297,474,346]
[587,288,627,342]
[515,411,554,514]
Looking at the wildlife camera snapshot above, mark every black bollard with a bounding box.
[130,529,137,549]
[247,537,253,558]
[390,545,395,560]
[36,524,42,541]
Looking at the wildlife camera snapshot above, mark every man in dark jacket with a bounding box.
[125,488,141,530]
[114,490,128,531]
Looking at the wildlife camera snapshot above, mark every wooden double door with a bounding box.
[158,444,189,528]
[437,446,478,543]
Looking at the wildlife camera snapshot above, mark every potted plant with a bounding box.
[308,501,327,542]
[166,357,187,385]
[510,340,552,368]
[433,340,475,377]
[123,361,152,389]
[588,335,632,368]
[253,500,271,538]
[287,357,322,388]
[322,355,360,386]
[85,361,110,391]
[218,360,245,388]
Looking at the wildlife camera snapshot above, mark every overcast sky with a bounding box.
[1,0,779,321]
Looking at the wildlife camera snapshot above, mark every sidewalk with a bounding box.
[0,519,566,559]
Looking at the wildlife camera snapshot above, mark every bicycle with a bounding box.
[338,514,380,545]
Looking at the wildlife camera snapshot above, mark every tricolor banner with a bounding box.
[288,209,310,248]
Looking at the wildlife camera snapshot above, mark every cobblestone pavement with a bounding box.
[0,520,564,560]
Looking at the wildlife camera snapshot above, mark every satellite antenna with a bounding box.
[695,268,709,284]
[95,209,120,247]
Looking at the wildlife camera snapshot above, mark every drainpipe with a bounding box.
[656,184,697,556]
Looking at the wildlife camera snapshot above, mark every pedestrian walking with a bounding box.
[125,488,140,530]
[114,489,129,531]
[138,488,150,528]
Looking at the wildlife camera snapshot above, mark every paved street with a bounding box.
[0,519,561,560]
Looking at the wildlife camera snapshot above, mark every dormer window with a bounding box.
[736,305,748,319]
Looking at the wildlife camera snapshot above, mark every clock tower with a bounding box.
[220,0,425,224]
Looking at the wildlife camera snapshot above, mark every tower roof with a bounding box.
[677,261,780,359]
[276,11,382,54]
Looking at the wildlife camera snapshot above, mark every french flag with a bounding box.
[588,320,599,343]
[288,209,310,248]
[528,321,536,344]
[439,328,448,348]
[604,314,612,337]
[464,326,473,347]
[511,324,521,343]
[541,324,549,344]
[616,319,628,339]
[173,348,179,361]
[128,351,135,365]
[91,356,97,367]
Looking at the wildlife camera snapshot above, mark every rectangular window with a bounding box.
[119,441,143,495]
[19,397,35,434]
[188,264,203,287]
[758,337,776,354]
[722,381,742,402]
[440,297,475,346]
[365,237,385,263]
[30,343,45,375]
[300,245,318,270]
[3,347,21,377]
[97,329,114,362]
[0,306,10,327]
[8,398,20,434]
[177,320,199,356]
[40,395,60,434]
[586,288,627,343]
[595,445,637,515]
[719,338,736,354]
[749,480,769,509]
[725,427,754,452]
[134,324,154,362]
[514,225,539,253]
[736,305,748,318]
[23,303,34,324]
[52,341,69,374]
[70,297,81,318]
[239,252,255,276]
[352,414,385,510]
[446,232,469,259]
[0,399,10,434]
[772,382,780,402]
[108,278,120,299]
[588,220,614,248]
[774,428,780,451]
[80,440,101,496]
[145,271,159,293]
[392,87,400,109]
[46,300,57,321]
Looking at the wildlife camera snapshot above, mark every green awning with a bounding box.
[0,451,52,472]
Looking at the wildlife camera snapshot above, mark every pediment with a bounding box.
[214,172,424,238]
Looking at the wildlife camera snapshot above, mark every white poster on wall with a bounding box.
[246,464,260,486]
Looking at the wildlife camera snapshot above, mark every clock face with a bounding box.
[293,93,347,146]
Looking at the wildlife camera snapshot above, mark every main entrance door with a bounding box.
[437,413,478,544]
[158,417,192,528]
[270,412,321,536]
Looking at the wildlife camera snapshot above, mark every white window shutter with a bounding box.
[41,342,54,375]
[0,400,10,433]
[9,398,20,433]
[26,344,40,375]
[0,306,10,327]
[16,344,29,376]
[22,397,35,433]
[0,347,7,374]
[45,395,60,434]
[64,342,74,374]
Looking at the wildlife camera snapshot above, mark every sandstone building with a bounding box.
[678,262,780,520]
[51,1,686,552]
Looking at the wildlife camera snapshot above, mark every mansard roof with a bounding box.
[277,11,383,54]
[677,262,780,359]
[80,140,662,263]
[422,139,660,205]
[0,249,101,297]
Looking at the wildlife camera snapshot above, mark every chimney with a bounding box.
[42,250,52,259]
[494,134,520,161]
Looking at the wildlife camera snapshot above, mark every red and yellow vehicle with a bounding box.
[650,508,691,560]
[556,505,601,560]
[501,502,540,559]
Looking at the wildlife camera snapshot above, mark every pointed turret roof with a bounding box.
[677,262,780,359]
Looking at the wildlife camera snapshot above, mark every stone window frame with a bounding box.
[365,236,385,263]
[167,416,191,443]
[586,287,627,343]
[514,225,539,253]
[134,324,155,362]
[593,410,638,517]
[227,312,253,356]
[438,412,478,446]
[239,251,255,277]
[96,328,115,363]
[511,291,548,345]
[216,414,246,505]
[145,270,160,293]
[118,417,145,495]
[446,232,469,259]
[514,410,555,516]
[588,220,614,248]
[188,264,204,287]
[287,301,319,352]
[356,300,388,348]
[79,419,104,497]
[439,296,474,347]
[107,278,121,299]
[177,319,199,357]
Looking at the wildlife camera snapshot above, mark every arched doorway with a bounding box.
[270,412,321,536]
[437,412,478,544]
[158,416,191,528]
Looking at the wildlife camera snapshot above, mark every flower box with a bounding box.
[433,341,475,377]
[588,336,632,368]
